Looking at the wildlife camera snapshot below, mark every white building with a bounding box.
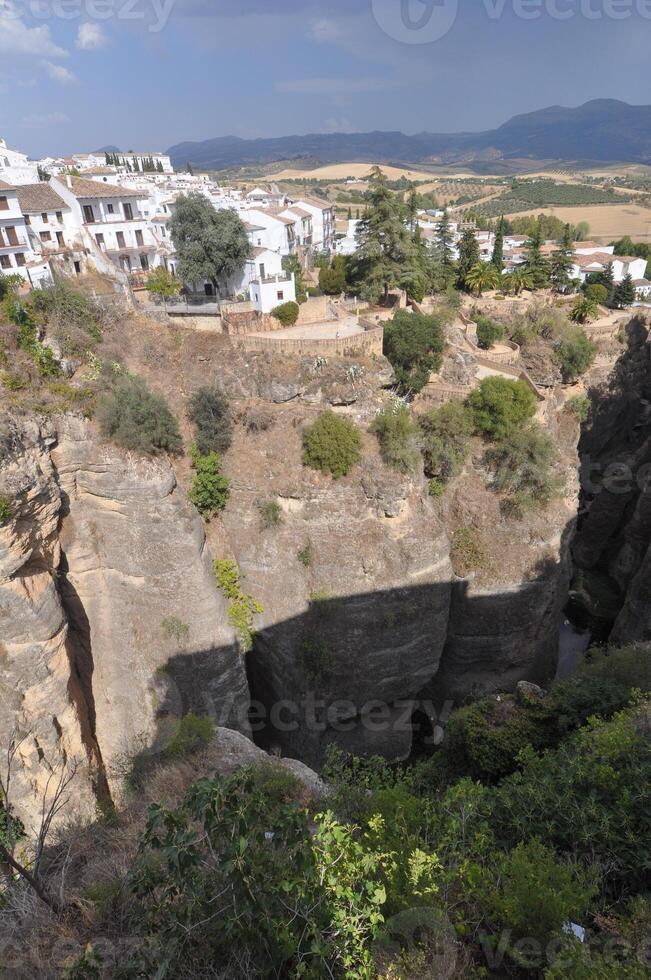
[51,175,158,275]
[570,252,647,284]
[74,151,173,174]
[245,208,297,255]
[291,196,335,252]
[0,181,51,286]
[336,219,361,256]
[0,138,39,185]
[14,182,88,279]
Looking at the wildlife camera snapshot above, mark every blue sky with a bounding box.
[1,0,650,157]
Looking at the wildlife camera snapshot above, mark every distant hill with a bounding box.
[167,100,651,171]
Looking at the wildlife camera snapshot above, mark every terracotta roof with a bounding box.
[265,208,296,225]
[65,176,142,199]
[15,182,67,213]
[573,252,620,268]
[633,278,651,286]
[250,246,274,257]
[298,196,332,211]
[244,221,265,232]
[0,180,14,191]
[284,206,312,219]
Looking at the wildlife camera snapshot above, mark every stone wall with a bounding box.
[235,325,384,358]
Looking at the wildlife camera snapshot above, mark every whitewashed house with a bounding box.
[245,208,297,255]
[570,252,647,284]
[51,175,158,275]
[15,182,88,279]
[292,196,335,252]
[0,138,39,185]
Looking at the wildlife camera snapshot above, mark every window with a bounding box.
[82,204,95,223]
[135,229,144,246]
[0,255,11,269]
[123,202,133,220]
[277,290,284,301]
[96,233,105,247]
[41,212,48,223]
[56,211,63,223]
[56,231,64,247]
[259,263,265,279]
[0,196,8,211]
[140,254,149,271]
[15,253,25,267]
[24,215,30,225]
[40,231,52,242]
[106,203,114,214]
[6,227,18,246]
[116,231,126,248]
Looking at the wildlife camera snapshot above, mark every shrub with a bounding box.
[0,494,13,523]
[555,328,596,381]
[302,411,361,479]
[370,402,421,473]
[485,423,563,512]
[568,296,598,325]
[160,616,190,645]
[467,376,537,439]
[475,315,504,350]
[164,713,214,760]
[451,526,487,576]
[383,310,445,396]
[428,478,445,497]
[29,281,103,357]
[271,301,300,326]
[419,401,474,481]
[97,376,181,454]
[258,499,283,529]
[584,282,608,305]
[189,444,230,518]
[566,394,590,422]
[214,558,263,652]
[297,543,313,567]
[145,267,181,300]
[318,257,347,295]
[188,385,232,455]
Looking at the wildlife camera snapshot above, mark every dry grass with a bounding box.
[526,203,651,242]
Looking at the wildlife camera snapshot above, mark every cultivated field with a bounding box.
[272,163,446,181]
[531,204,651,242]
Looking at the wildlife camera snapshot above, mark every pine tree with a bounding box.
[406,186,419,233]
[352,166,419,302]
[600,262,616,306]
[457,228,481,290]
[614,272,636,308]
[491,217,504,272]
[524,217,550,289]
[549,223,575,292]
[430,207,456,291]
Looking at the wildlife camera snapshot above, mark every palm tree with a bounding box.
[464,262,501,296]
[569,296,598,324]
[503,268,533,296]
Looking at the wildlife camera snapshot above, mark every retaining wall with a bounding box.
[235,325,384,358]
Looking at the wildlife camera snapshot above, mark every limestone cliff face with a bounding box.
[572,317,651,642]
[0,416,250,824]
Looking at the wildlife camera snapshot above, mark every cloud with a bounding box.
[22,111,70,128]
[276,76,395,95]
[0,1,67,58]
[43,61,78,85]
[76,22,108,50]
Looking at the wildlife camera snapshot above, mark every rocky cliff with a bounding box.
[1,332,581,820]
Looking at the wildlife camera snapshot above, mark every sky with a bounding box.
[1,0,651,157]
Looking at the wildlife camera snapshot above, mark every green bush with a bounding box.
[383,309,445,396]
[189,444,230,518]
[555,328,596,382]
[0,494,13,523]
[566,394,590,422]
[475,315,505,350]
[302,411,361,479]
[29,281,103,357]
[188,385,232,456]
[318,257,347,295]
[485,422,564,512]
[584,282,608,305]
[370,402,421,473]
[164,713,214,759]
[450,526,487,576]
[419,401,474,481]
[97,376,182,454]
[297,542,313,567]
[258,499,283,529]
[271,301,300,326]
[145,268,181,300]
[467,376,537,439]
[214,558,263,652]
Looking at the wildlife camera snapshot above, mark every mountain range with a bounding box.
[167,100,651,172]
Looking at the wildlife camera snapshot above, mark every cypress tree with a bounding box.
[491,217,504,272]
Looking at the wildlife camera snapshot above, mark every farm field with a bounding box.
[530,203,651,242]
[272,163,462,181]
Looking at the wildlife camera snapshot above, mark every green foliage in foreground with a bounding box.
[303,411,361,479]
[419,400,474,483]
[97,375,182,454]
[188,384,232,456]
[370,402,421,473]
[213,558,263,651]
[485,422,564,513]
[271,300,300,325]
[189,444,230,517]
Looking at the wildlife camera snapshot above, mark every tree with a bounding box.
[282,254,307,303]
[614,272,636,308]
[319,256,347,295]
[549,224,575,292]
[97,375,182,454]
[406,185,419,232]
[568,296,598,325]
[145,267,181,301]
[457,229,481,290]
[600,261,616,306]
[188,385,232,455]
[370,402,421,473]
[524,217,550,289]
[169,193,249,293]
[383,309,445,396]
[303,412,361,478]
[486,423,564,511]
[475,315,505,350]
[468,377,537,439]
[353,167,418,302]
[189,444,230,518]
[556,328,596,381]
[419,401,474,481]
[430,207,456,291]
[464,262,500,296]
[491,218,505,272]
[584,282,608,305]
[503,267,533,296]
